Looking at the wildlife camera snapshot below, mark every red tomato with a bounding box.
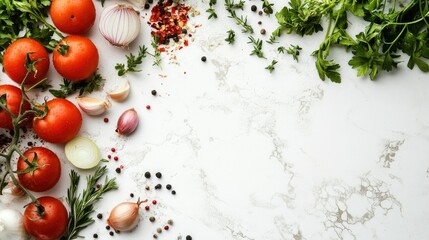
[50,0,96,34]
[24,196,68,240]
[0,84,31,129]
[53,35,99,81]
[33,98,82,143]
[17,147,61,192]
[2,38,49,85]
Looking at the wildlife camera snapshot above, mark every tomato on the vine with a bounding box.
[0,84,31,129]
[2,38,49,86]
[33,98,82,143]
[53,35,99,81]
[17,147,61,192]
[24,196,68,240]
[50,0,96,34]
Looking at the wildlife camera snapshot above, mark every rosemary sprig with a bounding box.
[64,166,118,240]
[49,73,105,98]
[225,0,253,33]
[265,60,278,73]
[206,0,218,19]
[225,29,236,44]
[248,36,265,58]
[115,45,148,76]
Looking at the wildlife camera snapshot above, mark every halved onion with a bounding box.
[65,136,102,169]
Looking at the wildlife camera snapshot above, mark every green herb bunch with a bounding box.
[273,0,429,82]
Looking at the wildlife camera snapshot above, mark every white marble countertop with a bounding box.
[2,0,429,239]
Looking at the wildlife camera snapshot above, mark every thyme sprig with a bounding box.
[115,45,148,76]
[64,166,118,240]
[150,36,162,67]
[225,0,253,33]
[265,60,278,73]
[206,0,218,19]
[248,36,265,58]
[225,29,236,44]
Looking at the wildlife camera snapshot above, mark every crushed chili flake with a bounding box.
[148,0,196,51]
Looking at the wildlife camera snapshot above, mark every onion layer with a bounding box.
[65,136,102,169]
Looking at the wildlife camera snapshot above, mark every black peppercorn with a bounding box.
[145,185,150,190]
[182,28,188,34]
[153,234,158,239]
[144,3,150,9]
[145,171,151,178]
[258,21,262,25]
[186,235,192,240]
[109,231,114,236]
[155,184,162,190]
[172,190,176,195]
[97,213,103,219]
[155,172,162,178]
[258,10,263,15]
[149,216,156,222]
[93,233,98,238]
[260,29,266,35]
[115,167,121,173]
[201,56,207,62]
[106,225,111,230]
[166,184,172,190]
[251,5,257,12]
[130,193,134,198]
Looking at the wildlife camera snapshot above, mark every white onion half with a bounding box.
[65,136,102,169]
[99,4,141,47]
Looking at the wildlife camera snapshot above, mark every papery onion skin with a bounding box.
[99,4,141,47]
[116,108,139,136]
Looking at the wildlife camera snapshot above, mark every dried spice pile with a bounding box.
[148,0,194,51]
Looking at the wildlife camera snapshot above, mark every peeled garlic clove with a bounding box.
[108,80,130,102]
[116,108,139,135]
[99,4,141,47]
[76,97,111,116]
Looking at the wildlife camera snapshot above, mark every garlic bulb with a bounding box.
[0,208,27,240]
[108,80,131,102]
[126,0,146,9]
[76,96,111,116]
[99,4,141,47]
[116,108,139,135]
[107,199,146,231]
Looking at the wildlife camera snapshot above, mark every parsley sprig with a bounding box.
[63,166,118,240]
[115,45,148,76]
[49,73,105,98]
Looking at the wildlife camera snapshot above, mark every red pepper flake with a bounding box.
[107,155,111,159]
[103,118,109,123]
[96,184,101,189]
[111,147,116,152]
[148,0,192,49]
[114,156,119,161]
[152,200,157,205]
[164,225,169,231]
[145,205,150,211]
[146,105,151,110]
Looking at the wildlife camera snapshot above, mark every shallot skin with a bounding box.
[107,199,146,231]
[116,108,139,135]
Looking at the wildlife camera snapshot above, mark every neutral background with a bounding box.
[2,0,429,239]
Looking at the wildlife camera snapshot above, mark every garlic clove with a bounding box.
[126,0,146,9]
[108,80,131,102]
[76,97,111,116]
[116,108,139,135]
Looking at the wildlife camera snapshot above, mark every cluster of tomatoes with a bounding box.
[0,0,100,239]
